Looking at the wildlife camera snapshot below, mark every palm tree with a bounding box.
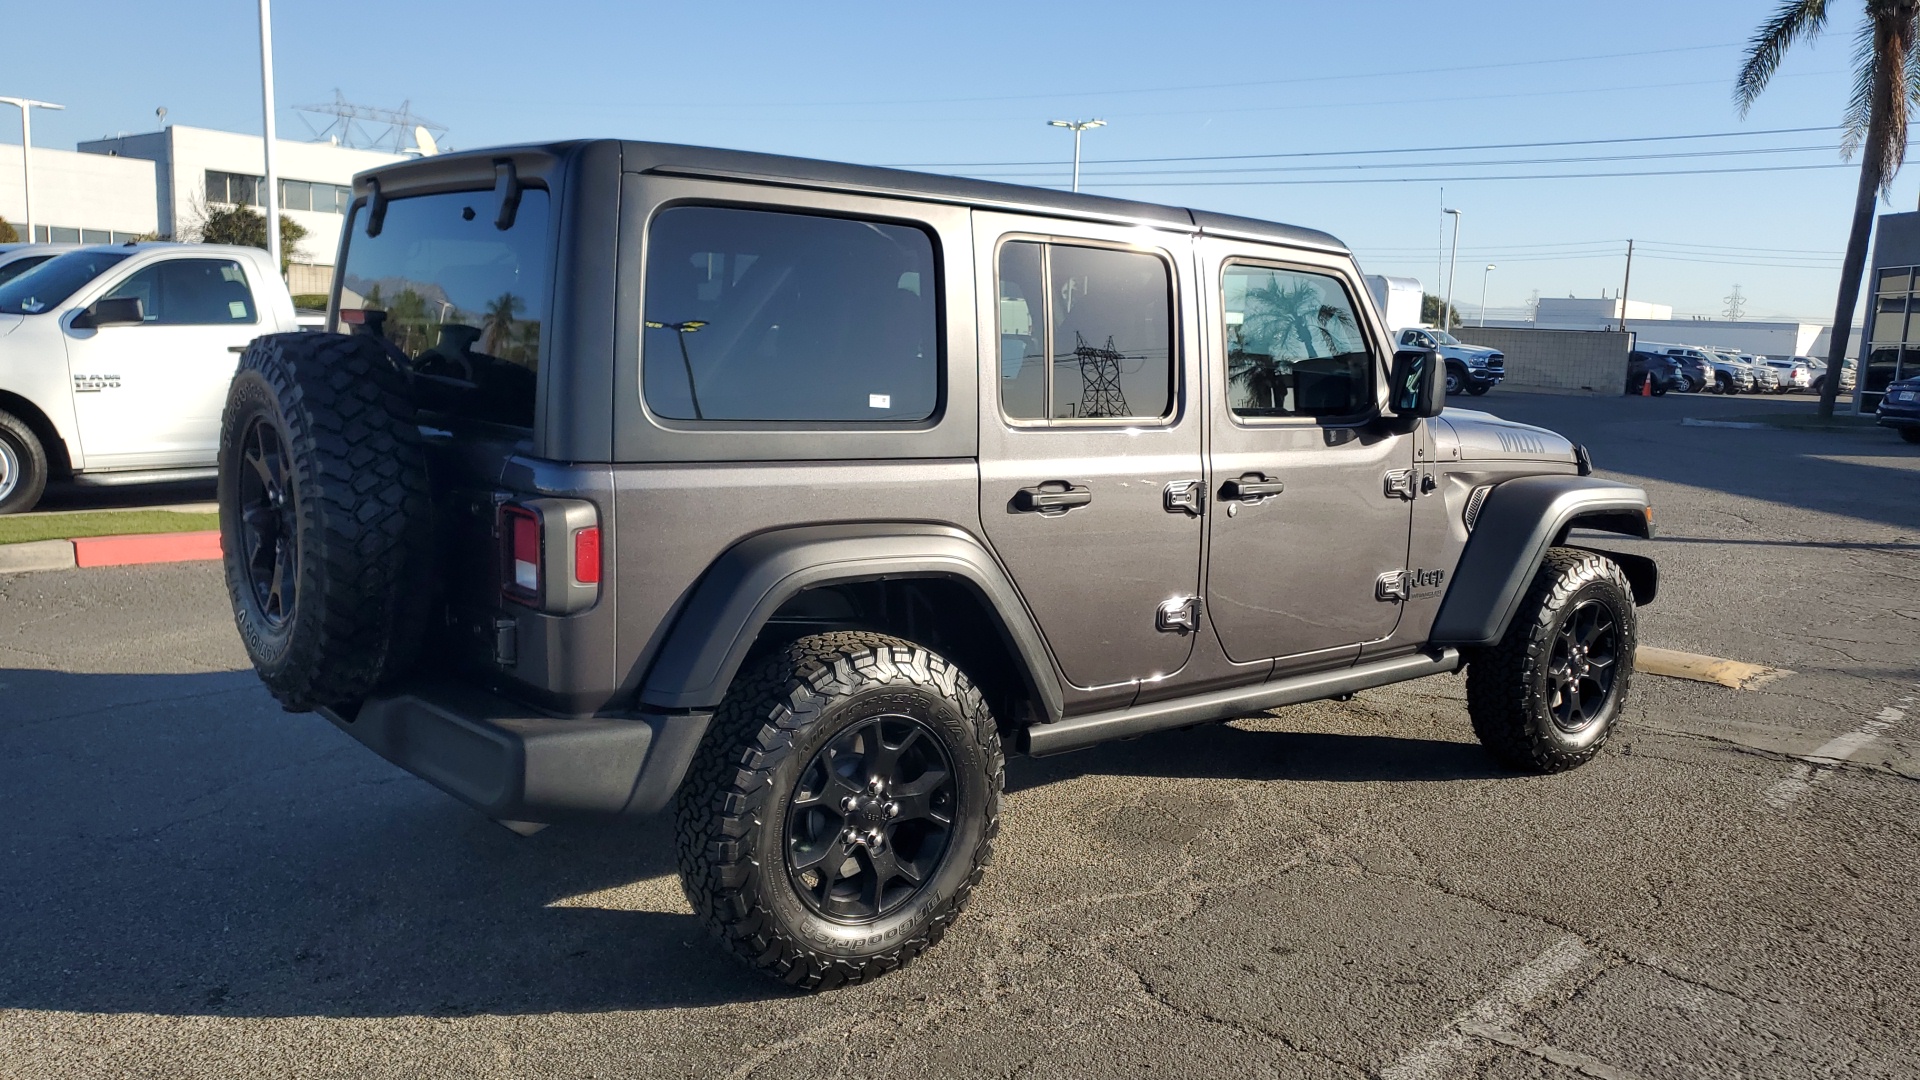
[1738,0,1920,418]
[1227,275,1357,411]
[482,292,524,355]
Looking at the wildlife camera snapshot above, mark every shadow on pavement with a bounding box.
[0,668,784,1019]
[1006,718,1508,794]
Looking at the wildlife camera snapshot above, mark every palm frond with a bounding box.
[1736,0,1831,115]
[1841,17,1877,158]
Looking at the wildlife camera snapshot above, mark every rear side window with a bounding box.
[102,259,257,325]
[339,188,552,429]
[642,206,939,423]
[996,240,1174,422]
[1223,264,1372,419]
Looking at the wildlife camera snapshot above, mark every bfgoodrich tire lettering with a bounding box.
[675,631,1003,990]
[217,333,434,711]
[1465,547,1637,773]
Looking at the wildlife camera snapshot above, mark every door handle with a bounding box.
[1012,481,1092,515]
[1221,473,1285,501]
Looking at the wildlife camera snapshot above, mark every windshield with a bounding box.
[0,254,57,288]
[1428,329,1460,345]
[0,250,130,315]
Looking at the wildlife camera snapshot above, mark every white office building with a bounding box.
[0,124,407,293]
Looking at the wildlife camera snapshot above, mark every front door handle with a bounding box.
[1012,481,1093,515]
[1221,473,1285,501]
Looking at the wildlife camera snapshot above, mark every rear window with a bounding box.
[642,206,939,423]
[340,188,552,428]
[0,250,130,315]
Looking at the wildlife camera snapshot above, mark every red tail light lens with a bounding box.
[573,526,601,585]
[503,504,542,599]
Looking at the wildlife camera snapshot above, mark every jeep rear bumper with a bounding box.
[319,680,711,823]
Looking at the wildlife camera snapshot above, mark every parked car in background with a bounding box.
[1644,343,1714,392]
[0,242,78,288]
[1626,349,1684,395]
[1395,326,1505,395]
[1705,348,1773,393]
[0,242,302,513]
[1807,356,1857,395]
[1878,375,1920,442]
[1761,356,1813,392]
[1734,352,1780,393]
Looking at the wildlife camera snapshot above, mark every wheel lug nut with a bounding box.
[884,802,899,819]
[840,796,858,812]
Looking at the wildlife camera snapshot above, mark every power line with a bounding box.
[886,124,1841,170]
[1070,161,1857,189]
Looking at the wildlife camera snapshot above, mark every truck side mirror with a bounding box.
[1389,348,1446,418]
[72,296,145,329]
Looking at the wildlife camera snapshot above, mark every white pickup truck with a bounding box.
[0,242,303,513]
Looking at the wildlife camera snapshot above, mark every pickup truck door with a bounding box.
[1198,239,1416,670]
[63,256,264,468]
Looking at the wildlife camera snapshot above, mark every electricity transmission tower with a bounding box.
[294,90,447,152]
[1071,332,1133,418]
[1723,284,1747,320]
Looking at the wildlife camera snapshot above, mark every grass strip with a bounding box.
[0,511,221,546]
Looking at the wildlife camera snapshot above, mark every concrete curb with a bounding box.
[0,530,221,575]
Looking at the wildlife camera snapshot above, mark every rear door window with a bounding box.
[995,240,1174,422]
[339,188,552,428]
[642,206,939,423]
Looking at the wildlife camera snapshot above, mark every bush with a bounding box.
[290,294,330,310]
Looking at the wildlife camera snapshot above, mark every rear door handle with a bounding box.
[1221,473,1285,501]
[1012,481,1092,515]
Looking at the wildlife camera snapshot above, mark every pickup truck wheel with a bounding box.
[1444,365,1465,396]
[217,333,433,711]
[0,409,49,515]
[1465,383,1491,396]
[1466,547,1636,773]
[675,631,1003,990]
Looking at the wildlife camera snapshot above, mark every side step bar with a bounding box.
[1023,648,1463,757]
[69,467,219,487]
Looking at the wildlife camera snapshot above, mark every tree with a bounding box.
[1421,293,1461,329]
[1227,276,1357,411]
[481,291,524,354]
[190,199,308,274]
[1737,0,1920,419]
[0,217,17,244]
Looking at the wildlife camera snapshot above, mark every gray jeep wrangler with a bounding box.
[217,140,1656,990]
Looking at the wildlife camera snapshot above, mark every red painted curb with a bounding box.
[71,530,222,568]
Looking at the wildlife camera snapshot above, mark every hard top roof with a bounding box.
[368,139,1350,255]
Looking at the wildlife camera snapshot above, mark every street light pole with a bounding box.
[0,96,65,243]
[258,0,282,274]
[1047,119,1106,193]
[1479,264,1497,327]
[1442,208,1463,334]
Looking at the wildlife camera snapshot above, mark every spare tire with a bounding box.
[218,332,434,712]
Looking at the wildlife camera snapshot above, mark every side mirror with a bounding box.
[72,296,145,329]
[1389,348,1446,418]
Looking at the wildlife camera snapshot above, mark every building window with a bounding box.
[1864,265,1919,406]
[205,170,350,215]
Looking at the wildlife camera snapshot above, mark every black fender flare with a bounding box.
[1429,475,1653,647]
[638,522,1064,718]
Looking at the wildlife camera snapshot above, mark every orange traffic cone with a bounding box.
[1641,373,1652,397]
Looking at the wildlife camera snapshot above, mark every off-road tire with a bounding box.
[0,408,48,515]
[675,631,1004,990]
[1466,547,1636,773]
[1900,426,1920,444]
[217,333,433,711]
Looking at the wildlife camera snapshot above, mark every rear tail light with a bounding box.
[500,499,602,613]
[573,526,601,585]
[503,505,543,599]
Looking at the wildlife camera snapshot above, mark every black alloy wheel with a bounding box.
[1544,598,1619,733]
[785,713,958,923]
[236,415,298,626]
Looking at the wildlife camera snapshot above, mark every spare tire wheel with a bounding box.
[218,332,435,711]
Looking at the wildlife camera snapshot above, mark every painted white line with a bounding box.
[1381,935,1591,1080]
[1764,700,1907,810]
[1461,1021,1650,1080]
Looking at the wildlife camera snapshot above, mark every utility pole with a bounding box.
[1617,239,1635,332]
[1442,207,1463,334]
[1479,264,1497,326]
[0,96,64,242]
[258,0,282,274]
[1047,119,1105,193]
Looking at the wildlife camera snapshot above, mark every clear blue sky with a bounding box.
[5,0,1908,324]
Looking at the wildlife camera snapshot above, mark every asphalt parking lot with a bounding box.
[2,390,1916,1079]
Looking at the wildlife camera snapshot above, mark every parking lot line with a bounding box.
[1381,935,1593,1080]
[1764,694,1912,810]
